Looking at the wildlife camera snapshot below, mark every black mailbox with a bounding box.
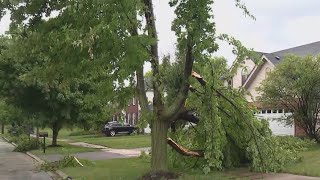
[38,132,48,137]
[38,132,48,153]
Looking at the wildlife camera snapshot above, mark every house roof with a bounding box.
[264,41,320,65]
[241,41,320,89]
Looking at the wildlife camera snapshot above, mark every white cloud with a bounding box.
[0,14,10,35]
[154,0,176,58]
[283,15,320,46]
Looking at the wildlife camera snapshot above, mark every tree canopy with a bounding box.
[0,2,137,145]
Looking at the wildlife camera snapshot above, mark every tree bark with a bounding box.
[1,122,4,134]
[143,0,170,171]
[142,0,194,172]
[151,118,169,171]
[51,122,60,146]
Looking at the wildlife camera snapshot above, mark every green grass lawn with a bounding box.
[68,134,151,149]
[62,158,232,180]
[283,144,320,177]
[38,127,151,149]
[1,129,98,155]
[30,140,98,155]
[39,128,85,139]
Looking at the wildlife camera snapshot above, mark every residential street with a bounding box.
[0,138,52,180]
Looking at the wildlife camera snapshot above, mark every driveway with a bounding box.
[0,137,52,180]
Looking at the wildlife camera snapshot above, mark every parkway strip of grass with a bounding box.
[30,140,98,155]
[37,127,151,149]
[282,144,320,177]
[67,134,151,149]
[62,158,233,180]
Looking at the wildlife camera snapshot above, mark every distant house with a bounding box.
[112,91,154,133]
[231,41,320,136]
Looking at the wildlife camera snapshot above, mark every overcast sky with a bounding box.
[1,0,320,66]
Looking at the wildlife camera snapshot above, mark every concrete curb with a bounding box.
[26,151,70,180]
[1,136,17,147]
[26,151,45,164]
[56,170,70,179]
[1,136,70,180]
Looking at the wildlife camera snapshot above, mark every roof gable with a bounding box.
[243,57,275,89]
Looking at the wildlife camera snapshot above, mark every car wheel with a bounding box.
[110,130,116,137]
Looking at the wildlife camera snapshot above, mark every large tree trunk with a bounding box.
[1,122,4,134]
[151,118,169,171]
[51,123,60,146]
[142,0,194,173]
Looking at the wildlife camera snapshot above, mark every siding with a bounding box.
[245,61,274,102]
[232,59,256,88]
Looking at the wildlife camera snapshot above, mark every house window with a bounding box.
[227,79,233,87]
[132,113,136,125]
[272,109,277,114]
[241,67,249,85]
[261,110,266,114]
[127,113,131,123]
[278,109,283,113]
[267,110,271,114]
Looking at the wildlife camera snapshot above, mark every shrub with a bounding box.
[14,137,41,152]
[8,125,33,137]
[275,136,315,151]
[248,135,316,172]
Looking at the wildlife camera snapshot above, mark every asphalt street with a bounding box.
[0,137,52,180]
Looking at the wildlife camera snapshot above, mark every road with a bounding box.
[0,137,52,180]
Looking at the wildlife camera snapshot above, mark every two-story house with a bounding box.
[231,41,320,136]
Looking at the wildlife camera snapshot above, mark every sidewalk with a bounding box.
[33,137,150,162]
[69,142,150,157]
[0,137,52,180]
[227,168,320,180]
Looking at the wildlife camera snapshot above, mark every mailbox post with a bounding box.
[38,132,48,153]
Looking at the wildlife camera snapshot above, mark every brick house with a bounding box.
[112,92,153,133]
[231,41,320,136]
[112,97,139,125]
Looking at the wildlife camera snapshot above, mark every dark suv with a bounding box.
[104,121,137,136]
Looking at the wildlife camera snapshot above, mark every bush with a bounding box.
[275,136,315,151]
[14,137,41,152]
[8,125,33,137]
[248,135,316,172]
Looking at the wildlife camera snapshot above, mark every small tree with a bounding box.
[259,55,320,142]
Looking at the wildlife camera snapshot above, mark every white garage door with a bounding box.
[255,109,294,136]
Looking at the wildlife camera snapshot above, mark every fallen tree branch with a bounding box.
[167,138,204,157]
